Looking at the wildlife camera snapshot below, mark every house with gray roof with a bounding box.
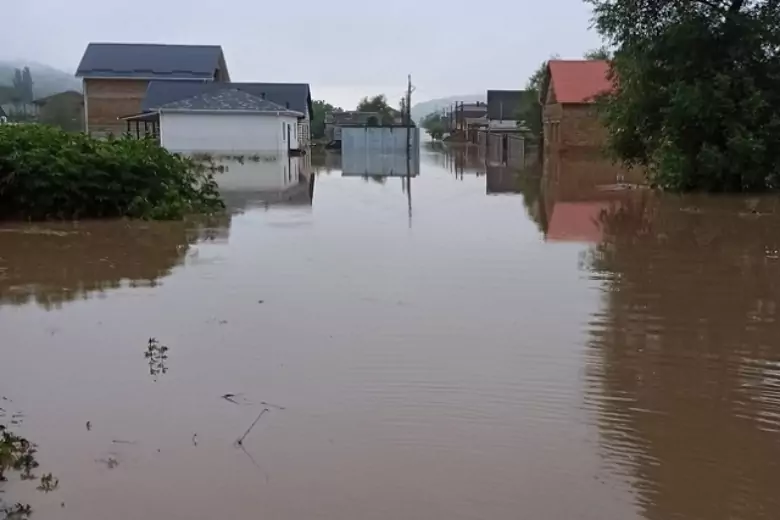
[141,81,313,146]
[75,42,230,137]
[122,87,304,156]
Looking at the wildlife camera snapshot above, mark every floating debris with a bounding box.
[192,434,198,447]
[96,457,119,470]
[236,408,269,446]
[86,421,91,431]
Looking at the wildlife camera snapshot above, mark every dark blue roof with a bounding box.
[76,43,226,80]
[160,88,301,115]
[143,81,312,116]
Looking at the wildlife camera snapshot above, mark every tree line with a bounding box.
[310,94,411,140]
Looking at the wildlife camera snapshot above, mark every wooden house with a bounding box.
[33,90,84,131]
[75,43,230,137]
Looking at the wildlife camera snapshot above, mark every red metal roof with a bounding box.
[548,60,613,104]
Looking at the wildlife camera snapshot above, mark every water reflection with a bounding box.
[582,188,780,517]
[5,144,780,520]
[0,221,215,309]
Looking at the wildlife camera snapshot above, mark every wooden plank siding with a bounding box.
[84,78,150,137]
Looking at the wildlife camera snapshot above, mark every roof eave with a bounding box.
[160,108,304,117]
[77,73,214,81]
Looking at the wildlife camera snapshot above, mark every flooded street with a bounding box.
[2,145,780,519]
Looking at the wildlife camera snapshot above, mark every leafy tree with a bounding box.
[22,67,33,104]
[310,100,342,140]
[421,112,447,140]
[516,56,558,142]
[11,69,24,103]
[11,67,33,105]
[588,0,780,191]
[584,47,612,60]
[357,94,397,125]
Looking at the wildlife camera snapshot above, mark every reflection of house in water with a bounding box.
[214,155,314,212]
[485,163,521,194]
[341,127,420,177]
[542,154,649,243]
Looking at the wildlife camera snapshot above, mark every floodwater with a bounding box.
[2,144,780,519]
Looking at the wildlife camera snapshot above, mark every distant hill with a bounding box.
[411,94,485,123]
[0,61,81,100]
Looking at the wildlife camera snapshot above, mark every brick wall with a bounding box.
[84,79,150,137]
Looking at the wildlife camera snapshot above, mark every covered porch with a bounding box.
[119,111,160,141]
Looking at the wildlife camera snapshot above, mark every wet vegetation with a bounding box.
[1,421,58,519]
[0,124,224,220]
[590,0,780,191]
[144,338,170,380]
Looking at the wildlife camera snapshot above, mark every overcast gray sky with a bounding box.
[1,0,601,109]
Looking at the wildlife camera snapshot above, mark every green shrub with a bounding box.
[0,124,224,220]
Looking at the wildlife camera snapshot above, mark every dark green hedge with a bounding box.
[0,124,223,220]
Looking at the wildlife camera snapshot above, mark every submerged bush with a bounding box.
[0,124,224,220]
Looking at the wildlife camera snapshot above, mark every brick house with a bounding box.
[75,43,230,137]
[542,60,613,152]
[541,59,644,186]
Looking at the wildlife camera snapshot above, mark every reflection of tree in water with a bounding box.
[585,195,780,520]
[0,219,226,309]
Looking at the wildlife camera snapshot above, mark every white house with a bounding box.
[123,88,302,156]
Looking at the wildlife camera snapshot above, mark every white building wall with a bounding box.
[340,126,420,176]
[488,119,519,130]
[159,112,299,154]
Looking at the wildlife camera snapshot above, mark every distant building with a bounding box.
[324,111,380,144]
[0,104,6,122]
[451,101,488,140]
[33,90,84,131]
[487,90,533,131]
[0,102,38,120]
[75,43,230,137]
[121,87,302,156]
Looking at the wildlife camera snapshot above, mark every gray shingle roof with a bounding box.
[487,90,535,120]
[159,88,302,115]
[76,43,225,79]
[142,81,312,116]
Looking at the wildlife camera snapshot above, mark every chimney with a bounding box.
[261,92,266,99]
[285,102,290,109]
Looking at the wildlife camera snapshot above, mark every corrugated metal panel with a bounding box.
[341,127,420,176]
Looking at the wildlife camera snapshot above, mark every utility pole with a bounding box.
[405,74,413,157]
[405,74,414,226]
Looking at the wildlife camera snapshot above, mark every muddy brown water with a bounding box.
[2,145,780,519]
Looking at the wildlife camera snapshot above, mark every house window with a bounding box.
[282,122,286,141]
